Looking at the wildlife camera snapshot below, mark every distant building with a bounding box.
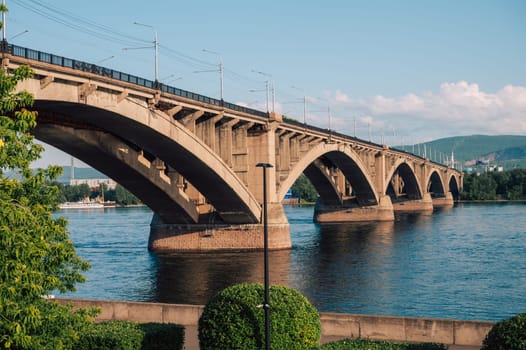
[282,189,299,204]
[70,178,117,190]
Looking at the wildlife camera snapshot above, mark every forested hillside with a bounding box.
[408,135,526,169]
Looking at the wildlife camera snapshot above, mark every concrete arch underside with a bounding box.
[385,161,423,203]
[278,142,378,205]
[34,124,201,224]
[279,143,394,222]
[426,170,447,198]
[385,160,435,212]
[33,100,261,225]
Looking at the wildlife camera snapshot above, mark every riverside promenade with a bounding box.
[57,298,494,349]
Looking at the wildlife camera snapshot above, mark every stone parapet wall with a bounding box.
[57,298,494,347]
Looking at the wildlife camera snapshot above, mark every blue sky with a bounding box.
[5,0,525,167]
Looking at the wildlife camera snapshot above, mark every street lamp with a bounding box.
[96,55,114,65]
[253,70,274,112]
[160,75,183,85]
[249,84,269,113]
[291,86,307,125]
[199,49,224,101]
[9,29,28,41]
[123,22,158,82]
[2,0,6,42]
[256,162,273,350]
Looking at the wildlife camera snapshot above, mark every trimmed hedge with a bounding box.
[482,312,526,350]
[139,323,185,350]
[198,283,321,350]
[75,321,185,350]
[76,321,143,350]
[317,338,447,349]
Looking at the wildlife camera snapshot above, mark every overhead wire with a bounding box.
[11,0,148,47]
[8,0,311,121]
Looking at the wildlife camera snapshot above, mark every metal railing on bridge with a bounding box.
[3,43,451,168]
[6,43,268,119]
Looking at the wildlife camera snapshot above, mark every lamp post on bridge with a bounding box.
[199,49,224,102]
[252,70,274,113]
[2,0,6,42]
[123,22,159,83]
[256,162,273,350]
[290,86,307,126]
[249,83,270,113]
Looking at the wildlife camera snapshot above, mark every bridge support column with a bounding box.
[313,194,394,222]
[148,203,290,251]
[432,191,454,208]
[392,193,434,212]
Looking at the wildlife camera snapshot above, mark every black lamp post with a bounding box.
[256,162,272,350]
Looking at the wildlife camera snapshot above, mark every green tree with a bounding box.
[461,169,526,201]
[291,174,318,203]
[0,59,96,347]
[115,183,140,205]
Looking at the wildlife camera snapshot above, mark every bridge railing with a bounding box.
[281,117,451,166]
[5,44,453,169]
[7,44,268,118]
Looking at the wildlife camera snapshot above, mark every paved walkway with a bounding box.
[183,326,481,350]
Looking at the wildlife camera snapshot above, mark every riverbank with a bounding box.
[57,298,494,349]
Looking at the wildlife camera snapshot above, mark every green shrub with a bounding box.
[482,313,526,350]
[76,321,143,350]
[75,321,185,350]
[198,283,321,350]
[139,323,185,350]
[317,338,447,349]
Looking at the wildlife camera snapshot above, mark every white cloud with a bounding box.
[328,82,526,140]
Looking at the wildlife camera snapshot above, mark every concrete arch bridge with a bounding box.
[5,45,462,251]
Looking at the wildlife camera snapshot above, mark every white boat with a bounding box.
[58,201,105,209]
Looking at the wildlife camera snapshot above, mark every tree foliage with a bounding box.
[482,312,526,350]
[291,174,319,203]
[115,183,140,205]
[0,59,96,348]
[461,169,526,200]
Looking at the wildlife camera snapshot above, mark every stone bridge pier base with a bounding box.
[392,193,434,212]
[313,195,395,223]
[148,203,291,251]
[431,192,454,208]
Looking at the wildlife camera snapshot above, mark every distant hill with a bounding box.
[407,135,526,169]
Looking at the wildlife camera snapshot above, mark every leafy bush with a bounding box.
[317,338,446,349]
[75,321,185,350]
[198,283,321,350]
[139,323,185,350]
[482,313,526,350]
[75,321,144,350]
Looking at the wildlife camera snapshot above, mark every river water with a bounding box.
[60,203,526,322]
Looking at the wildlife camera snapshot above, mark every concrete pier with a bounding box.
[314,195,395,222]
[392,193,434,212]
[149,203,291,251]
[432,192,455,208]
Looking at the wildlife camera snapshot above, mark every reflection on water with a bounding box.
[62,203,526,321]
[152,250,291,304]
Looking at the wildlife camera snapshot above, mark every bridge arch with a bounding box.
[278,142,378,206]
[448,173,461,200]
[35,123,201,224]
[385,159,423,201]
[426,170,446,198]
[33,98,261,224]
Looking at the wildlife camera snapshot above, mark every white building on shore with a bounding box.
[69,178,117,190]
